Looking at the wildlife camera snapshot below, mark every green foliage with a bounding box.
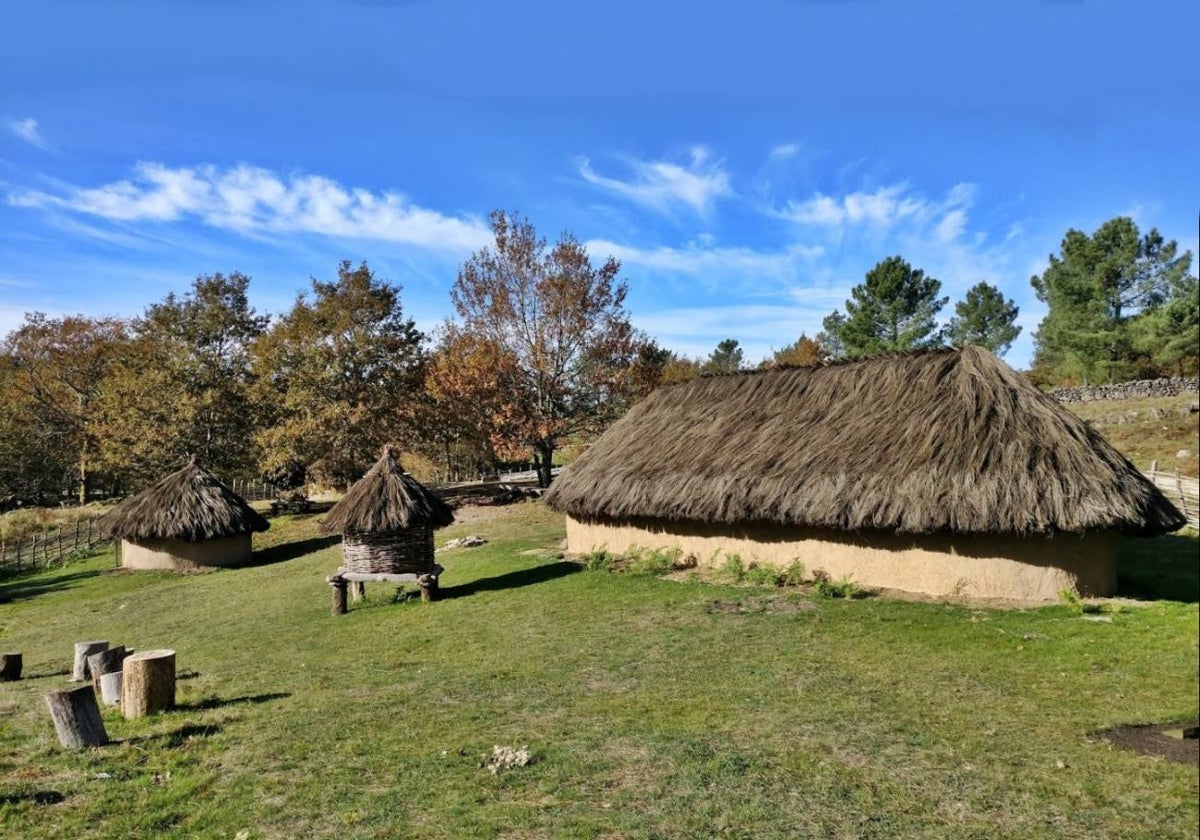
[720,552,745,582]
[743,563,784,587]
[582,549,615,571]
[781,560,807,587]
[815,574,861,599]
[1031,216,1196,383]
[626,546,682,577]
[945,282,1022,357]
[703,338,745,374]
[821,256,947,358]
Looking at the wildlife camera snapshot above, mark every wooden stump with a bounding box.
[44,685,108,748]
[98,670,123,707]
[121,649,176,719]
[87,646,126,690]
[0,652,22,681]
[419,575,438,603]
[72,640,108,682]
[328,576,348,616]
[350,580,366,602]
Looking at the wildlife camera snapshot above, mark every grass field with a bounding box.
[1,504,1197,839]
[1065,394,1199,478]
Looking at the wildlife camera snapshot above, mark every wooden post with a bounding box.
[45,685,108,748]
[30,534,37,568]
[329,576,349,616]
[74,520,80,551]
[14,541,20,570]
[121,649,176,719]
[419,574,438,603]
[87,646,126,690]
[0,652,22,681]
[57,531,64,564]
[350,580,366,602]
[72,640,109,682]
[98,671,123,707]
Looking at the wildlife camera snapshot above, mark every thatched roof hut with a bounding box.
[546,347,1184,600]
[102,457,269,571]
[320,447,454,575]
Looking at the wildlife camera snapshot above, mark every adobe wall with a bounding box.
[565,516,1118,601]
[120,533,253,571]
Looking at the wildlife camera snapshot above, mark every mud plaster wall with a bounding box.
[566,516,1118,600]
[120,533,253,571]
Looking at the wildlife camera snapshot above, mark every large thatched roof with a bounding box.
[319,447,455,535]
[102,457,270,542]
[545,346,1186,536]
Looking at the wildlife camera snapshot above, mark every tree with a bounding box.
[1130,270,1200,376]
[1031,217,1194,383]
[2,313,129,501]
[817,312,848,359]
[703,339,745,374]
[253,261,426,488]
[767,333,826,367]
[823,256,947,358]
[437,210,643,487]
[945,282,1022,357]
[99,273,268,485]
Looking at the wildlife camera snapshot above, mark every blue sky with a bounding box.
[3,0,1197,367]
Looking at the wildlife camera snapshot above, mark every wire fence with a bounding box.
[0,518,111,574]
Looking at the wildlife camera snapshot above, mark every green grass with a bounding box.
[1,505,1197,839]
[1065,394,1199,477]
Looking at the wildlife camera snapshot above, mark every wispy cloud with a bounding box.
[8,117,49,149]
[768,143,800,161]
[10,162,491,251]
[578,147,732,216]
[776,182,975,240]
[587,237,823,289]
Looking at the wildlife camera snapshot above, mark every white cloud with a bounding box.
[10,162,491,252]
[587,237,823,287]
[768,143,800,161]
[8,117,48,149]
[578,147,732,216]
[777,182,975,242]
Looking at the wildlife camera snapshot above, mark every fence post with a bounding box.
[74,520,80,551]
[57,531,64,565]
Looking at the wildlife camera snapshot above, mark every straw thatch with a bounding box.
[102,457,269,542]
[545,346,1186,536]
[319,447,454,535]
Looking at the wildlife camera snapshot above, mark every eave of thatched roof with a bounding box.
[544,346,1186,536]
[319,448,455,535]
[102,458,270,542]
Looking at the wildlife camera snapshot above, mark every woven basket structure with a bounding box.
[342,527,435,575]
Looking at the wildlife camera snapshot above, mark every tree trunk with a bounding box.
[121,649,176,719]
[87,646,126,690]
[98,671,123,707]
[534,444,554,488]
[72,640,109,682]
[0,652,22,681]
[45,685,108,748]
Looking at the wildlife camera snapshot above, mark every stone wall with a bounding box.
[1049,378,1199,404]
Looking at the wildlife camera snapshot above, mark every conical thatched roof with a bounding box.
[102,458,270,542]
[545,346,1186,536]
[319,448,455,535]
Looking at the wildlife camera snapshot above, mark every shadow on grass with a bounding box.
[442,561,581,600]
[174,692,291,712]
[21,667,70,679]
[0,790,65,806]
[1118,532,1199,603]
[234,536,341,569]
[124,722,227,749]
[0,569,104,604]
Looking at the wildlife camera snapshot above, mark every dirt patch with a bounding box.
[448,503,535,526]
[1095,722,1199,765]
[706,596,817,615]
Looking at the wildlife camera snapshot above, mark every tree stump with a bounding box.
[72,641,108,682]
[44,685,108,748]
[87,646,126,690]
[98,671,123,707]
[328,576,348,616]
[0,652,22,681]
[419,575,438,603]
[121,649,176,719]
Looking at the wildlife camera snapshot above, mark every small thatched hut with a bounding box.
[102,457,270,571]
[320,447,455,575]
[545,346,1185,600]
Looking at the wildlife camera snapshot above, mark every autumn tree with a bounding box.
[767,333,826,367]
[436,210,644,487]
[821,256,947,358]
[1,313,129,501]
[945,282,1021,357]
[253,261,426,488]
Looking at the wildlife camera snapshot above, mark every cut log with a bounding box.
[121,649,176,719]
[87,646,126,690]
[71,641,108,682]
[44,685,108,748]
[0,652,22,681]
[98,670,123,706]
[328,576,348,616]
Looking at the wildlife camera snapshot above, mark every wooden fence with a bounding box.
[229,479,279,502]
[0,518,110,574]
[1145,464,1200,530]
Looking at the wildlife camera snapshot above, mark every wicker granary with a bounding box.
[101,457,270,571]
[545,346,1186,600]
[319,448,455,575]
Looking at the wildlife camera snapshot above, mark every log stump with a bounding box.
[0,652,22,681]
[87,646,126,690]
[328,576,348,616]
[72,640,108,682]
[98,670,123,707]
[121,649,176,719]
[45,685,108,748]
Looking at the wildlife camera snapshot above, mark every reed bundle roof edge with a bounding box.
[102,458,270,542]
[544,346,1186,536]
[319,448,455,535]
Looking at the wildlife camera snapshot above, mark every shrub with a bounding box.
[816,575,860,599]
[583,549,614,572]
[781,560,806,587]
[720,553,745,583]
[743,563,783,587]
[627,546,682,577]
